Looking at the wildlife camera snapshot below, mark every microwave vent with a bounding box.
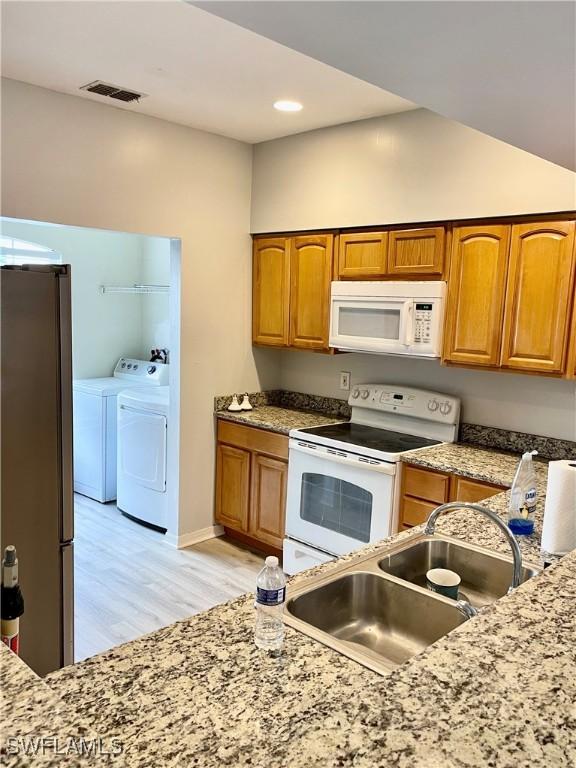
[79,81,146,103]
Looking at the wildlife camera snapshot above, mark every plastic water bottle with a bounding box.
[508,450,538,535]
[254,556,286,651]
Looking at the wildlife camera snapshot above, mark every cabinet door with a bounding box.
[501,221,575,374]
[252,237,290,347]
[289,234,334,350]
[400,496,438,528]
[566,285,576,379]
[450,476,504,504]
[443,225,510,367]
[337,232,388,279]
[250,454,287,549]
[387,227,446,277]
[215,444,250,532]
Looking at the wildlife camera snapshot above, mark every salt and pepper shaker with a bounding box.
[240,394,253,411]
[228,395,242,412]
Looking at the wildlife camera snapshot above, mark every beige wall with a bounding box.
[251,109,576,233]
[1,78,280,543]
[278,352,576,442]
[253,108,576,441]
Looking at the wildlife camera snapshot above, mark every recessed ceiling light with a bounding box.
[273,100,303,112]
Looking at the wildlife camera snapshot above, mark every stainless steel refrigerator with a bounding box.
[1,264,74,676]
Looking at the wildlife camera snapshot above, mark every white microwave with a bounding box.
[329,281,446,357]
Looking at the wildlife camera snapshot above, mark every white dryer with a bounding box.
[73,358,169,502]
[117,386,170,531]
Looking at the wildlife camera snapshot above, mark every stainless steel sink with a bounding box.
[284,532,542,675]
[287,571,466,672]
[378,535,541,608]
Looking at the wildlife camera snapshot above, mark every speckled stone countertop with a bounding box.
[4,442,575,767]
[216,405,344,435]
[401,441,549,488]
[0,643,97,766]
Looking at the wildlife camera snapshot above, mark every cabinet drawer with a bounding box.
[403,465,450,503]
[401,496,438,527]
[450,476,505,504]
[217,419,288,460]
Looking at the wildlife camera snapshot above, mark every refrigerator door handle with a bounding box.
[61,542,74,666]
[58,268,74,543]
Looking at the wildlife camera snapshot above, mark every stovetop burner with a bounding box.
[297,422,441,454]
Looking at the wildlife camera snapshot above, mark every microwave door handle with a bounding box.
[403,303,414,346]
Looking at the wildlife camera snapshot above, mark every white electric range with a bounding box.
[284,384,461,575]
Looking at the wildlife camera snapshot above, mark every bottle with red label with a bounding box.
[1,546,24,654]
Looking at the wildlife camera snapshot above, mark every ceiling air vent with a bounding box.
[79,81,146,103]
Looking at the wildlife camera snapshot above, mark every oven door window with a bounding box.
[300,473,373,543]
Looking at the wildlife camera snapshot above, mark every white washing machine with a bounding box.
[117,386,170,531]
[73,358,169,502]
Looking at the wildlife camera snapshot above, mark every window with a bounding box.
[0,237,63,266]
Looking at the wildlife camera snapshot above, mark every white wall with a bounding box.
[140,236,171,358]
[251,109,576,233]
[0,218,147,379]
[1,78,280,543]
[278,352,576,442]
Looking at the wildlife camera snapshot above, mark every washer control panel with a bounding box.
[113,358,169,385]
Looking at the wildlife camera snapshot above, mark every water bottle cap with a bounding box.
[265,556,279,567]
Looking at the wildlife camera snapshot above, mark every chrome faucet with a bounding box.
[424,501,524,619]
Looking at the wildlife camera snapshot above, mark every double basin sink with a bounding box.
[284,533,541,675]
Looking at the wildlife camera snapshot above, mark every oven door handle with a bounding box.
[290,441,396,475]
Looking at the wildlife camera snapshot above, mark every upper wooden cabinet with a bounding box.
[567,284,576,379]
[500,221,575,374]
[252,233,334,351]
[289,234,334,350]
[337,232,388,278]
[252,238,290,347]
[387,227,446,277]
[443,225,510,367]
[336,226,446,279]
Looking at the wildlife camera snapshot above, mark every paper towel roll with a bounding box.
[541,460,576,556]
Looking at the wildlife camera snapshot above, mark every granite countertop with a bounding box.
[3,442,575,767]
[401,442,546,488]
[216,405,344,435]
[0,644,97,766]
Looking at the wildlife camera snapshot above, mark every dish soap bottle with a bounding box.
[508,450,538,535]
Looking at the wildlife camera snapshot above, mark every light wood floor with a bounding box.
[74,494,264,662]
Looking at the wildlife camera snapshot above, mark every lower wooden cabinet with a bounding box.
[215,420,287,553]
[398,463,506,531]
[215,443,250,532]
[250,454,288,548]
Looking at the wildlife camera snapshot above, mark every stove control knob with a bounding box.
[360,389,370,400]
[147,365,157,375]
[351,388,360,399]
[440,401,452,416]
[428,398,439,412]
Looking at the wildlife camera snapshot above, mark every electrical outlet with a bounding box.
[339,371,351,391]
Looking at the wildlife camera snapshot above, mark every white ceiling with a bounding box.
[0,1,415,144]
[196,1,576,170]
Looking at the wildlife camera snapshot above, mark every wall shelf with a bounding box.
[99,284,169,295]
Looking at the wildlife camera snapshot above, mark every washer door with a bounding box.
[118,406,167,492]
